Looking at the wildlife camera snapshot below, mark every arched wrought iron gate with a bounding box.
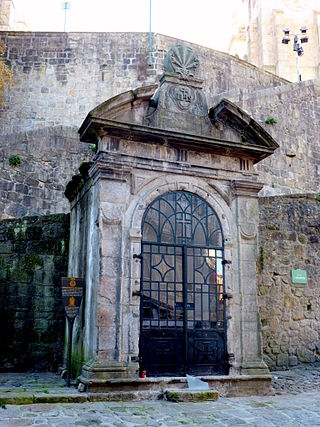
[139,191,227,376]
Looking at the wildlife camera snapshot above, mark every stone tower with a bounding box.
[0,0,28,31]
[229,0,320,82]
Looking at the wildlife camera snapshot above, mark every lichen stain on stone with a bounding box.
[13,219,28,239]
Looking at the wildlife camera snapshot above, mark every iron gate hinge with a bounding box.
[222,259,232,265]
[132,290,141,297]
[133,253,142,260]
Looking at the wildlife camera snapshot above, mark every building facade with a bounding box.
[0,28,319,375]
[65,45,278,393]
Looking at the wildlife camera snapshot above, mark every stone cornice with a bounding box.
[79,118,276,163]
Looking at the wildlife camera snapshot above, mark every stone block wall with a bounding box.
[0,32,284,136]
[0,31,286,218]
[226,80,320,196]
[258,195,320,369]
[0,32,319,219]
[0,214,69,371]
[0,126,93,219]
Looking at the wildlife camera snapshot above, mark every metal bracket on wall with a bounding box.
[132,290,141,297]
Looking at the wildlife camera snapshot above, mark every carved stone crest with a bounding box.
[171,85,195,110]
[164,45,200,79]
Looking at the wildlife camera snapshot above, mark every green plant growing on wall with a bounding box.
[8,154,21,167]
[265,117,277,125]
[89,144,97,153]
[316,194,320,202]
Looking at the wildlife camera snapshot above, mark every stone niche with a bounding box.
[65,45,278,395]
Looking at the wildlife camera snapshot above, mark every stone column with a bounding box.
[79,160,138,385]
[231,180,269,375]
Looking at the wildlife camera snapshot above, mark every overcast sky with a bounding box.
[14,0,242,51]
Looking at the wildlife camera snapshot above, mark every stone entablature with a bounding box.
[67,45,278,392]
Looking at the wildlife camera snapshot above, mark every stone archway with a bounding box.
[139,190,227,376]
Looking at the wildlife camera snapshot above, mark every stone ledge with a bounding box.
[0,393,87,406]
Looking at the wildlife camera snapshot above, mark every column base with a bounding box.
[78,360,139,390]
[240,360,270,376]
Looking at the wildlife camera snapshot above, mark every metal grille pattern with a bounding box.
[140,191,227,376]
[142,191,223,246]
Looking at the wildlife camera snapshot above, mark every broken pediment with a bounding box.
[209,99,278,149]
[78,45,278,164]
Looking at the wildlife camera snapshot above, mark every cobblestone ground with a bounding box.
[271,364,320,394]
[2,392,320,427]
[1,366,320,426]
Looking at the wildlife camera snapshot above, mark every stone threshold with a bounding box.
[0,375,274,405]
[78,374,274,397]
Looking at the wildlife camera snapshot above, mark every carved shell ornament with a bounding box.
[163,45,200,79]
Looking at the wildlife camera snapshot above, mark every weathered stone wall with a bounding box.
[0,126,93,219]
[225,80,320,196]
[258,195,320,369]
[0,214,69,371]
[0,31,286,218]
[0,32,284,135]
[0,32,319,219]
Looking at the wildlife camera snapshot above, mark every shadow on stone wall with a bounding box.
[258,194,320,370]
[0,214,69,372]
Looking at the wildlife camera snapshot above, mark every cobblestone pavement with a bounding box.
[1,366,320,426]
[1,392,320,427]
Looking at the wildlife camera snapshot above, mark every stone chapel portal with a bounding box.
[71,44,278,394]
[140,191,227,376]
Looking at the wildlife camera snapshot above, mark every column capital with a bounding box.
[231,180,264,198]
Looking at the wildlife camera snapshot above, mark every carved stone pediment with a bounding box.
[78,45,278,165]
[209,99,279,150]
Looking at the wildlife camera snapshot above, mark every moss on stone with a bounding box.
[165,389,219,402]
[267,224,277,230]
[298,234,307,244]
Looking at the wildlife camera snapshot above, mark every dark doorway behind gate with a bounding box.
[139,191,227,376]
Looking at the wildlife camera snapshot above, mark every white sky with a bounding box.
[14,0,241,51]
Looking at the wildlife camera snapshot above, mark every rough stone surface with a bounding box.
[0,214,69,371]
[2,368,320,426]
[0,31,318,218]
[0,126,93,219]
[0,31,287,218]
[225,81,320,196]
[257,195,320,369]
[164,389,219,402]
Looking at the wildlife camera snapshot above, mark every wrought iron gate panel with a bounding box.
[140,191,227,376]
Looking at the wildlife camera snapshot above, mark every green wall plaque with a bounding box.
[291,269,307,285]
